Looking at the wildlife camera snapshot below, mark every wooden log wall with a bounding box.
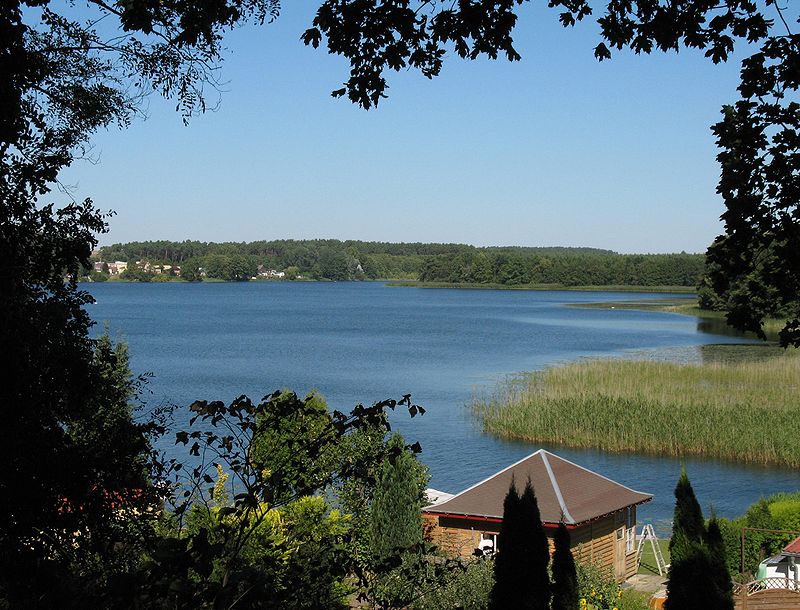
[423,511,638,580]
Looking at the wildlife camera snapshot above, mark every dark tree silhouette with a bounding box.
[669,468,705,561]
[551,522,579,610]
[519,481,552,610]
[666,471,733,610]
[489,479,551,610]
[490,481,524,610]
[706,517,735,610]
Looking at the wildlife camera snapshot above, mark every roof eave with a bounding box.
[423,494,652,529]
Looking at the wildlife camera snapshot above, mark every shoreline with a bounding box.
[80,278,699,294]
[567,297,787,339]
[384,280,697,293]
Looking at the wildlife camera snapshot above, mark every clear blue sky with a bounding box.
[58,2,751,253]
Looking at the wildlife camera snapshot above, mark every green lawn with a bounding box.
[638,537,671,576]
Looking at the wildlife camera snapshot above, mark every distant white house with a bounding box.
[107,261,128,275]
[757,536,800,588]
[257,265,285,279]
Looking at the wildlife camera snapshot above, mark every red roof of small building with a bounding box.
[784,537,800,555]
[423,449,652,526]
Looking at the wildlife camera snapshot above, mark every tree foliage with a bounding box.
[705,32,800,347]
[303,0,774,108]
[551,523,579,610]
[369,433,427,562]
[97,238,705,286]
[117,391,429,609]
[250,391,339,505]
[665,470,733,610]
[706,516,734,609]
[0,331,160,608]
[716,491,800,576]
[489,480,550,610]
[669,469,705,562]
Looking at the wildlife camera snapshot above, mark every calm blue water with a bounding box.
[86,281,799,535]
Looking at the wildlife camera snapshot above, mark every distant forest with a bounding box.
[96,239,706,287]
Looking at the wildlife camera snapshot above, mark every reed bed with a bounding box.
[473,349,800,467]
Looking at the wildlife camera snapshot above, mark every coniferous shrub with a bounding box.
[367,433,428,608]
[489,479,551,610]
[669,468,705,561]
[489,481,523,610]
[369,433,425,561]
[551,522,578,610]
[665,470,733,610]
[519,481,552,610]
[705,517,734,610]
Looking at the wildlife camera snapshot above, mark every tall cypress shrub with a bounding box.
[489,479,551,610]
[551,522,578,610]
[666,543,716,610]
[669,468,705,562]
[520,480,552,610]
[490,480,523,610]
[706,517,735,610]
[369,433,424,561]
[666,470,733,610]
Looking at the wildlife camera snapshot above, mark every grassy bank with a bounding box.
[386,280,696,293]
[473,349,800,467]
[652,302,788,337]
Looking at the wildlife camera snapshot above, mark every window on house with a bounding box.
[626,527,636,553]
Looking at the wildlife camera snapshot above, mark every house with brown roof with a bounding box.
[422,449,652,581]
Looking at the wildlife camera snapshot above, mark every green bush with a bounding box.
[717,492,800,577]
[413,558,494,610]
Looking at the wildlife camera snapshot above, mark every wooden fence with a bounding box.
[733,578,800,610]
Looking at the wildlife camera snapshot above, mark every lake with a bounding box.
[87,281,799,535]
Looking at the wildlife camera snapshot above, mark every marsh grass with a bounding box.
[473,350,800,467]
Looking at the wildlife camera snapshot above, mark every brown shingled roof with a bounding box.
[424,449,652,525]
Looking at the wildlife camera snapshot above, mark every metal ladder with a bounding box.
[636,523,668,576]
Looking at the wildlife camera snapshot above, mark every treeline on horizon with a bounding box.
[96,239,706,286]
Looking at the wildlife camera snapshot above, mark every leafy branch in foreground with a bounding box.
[119,391,432,609]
